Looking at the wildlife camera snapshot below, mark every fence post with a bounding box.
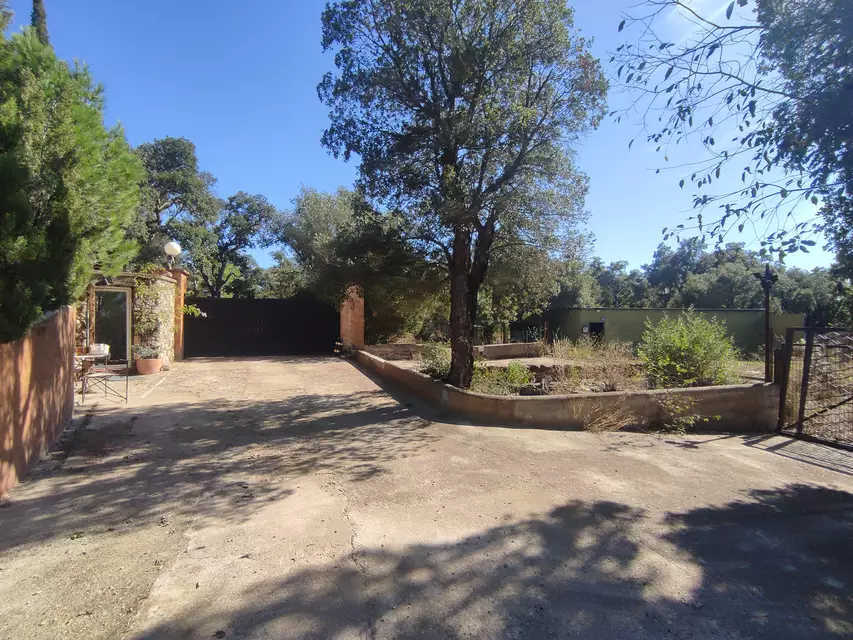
[796,329,815,436]
[777,328,796,431]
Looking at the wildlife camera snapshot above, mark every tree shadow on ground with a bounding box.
[133,483,853,639]
[664,483,853,637]
[0,389,436,553]
[742,434,853,477]
[661,433,853,477]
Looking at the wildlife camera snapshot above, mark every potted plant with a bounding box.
[132,344,162,375]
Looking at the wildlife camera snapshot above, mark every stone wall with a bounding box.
[354,350,779,432]
[85,273,177,369]
[133,276,176,369]
[0,307,75,495]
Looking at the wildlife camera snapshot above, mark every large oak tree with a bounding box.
[319,0,606,387]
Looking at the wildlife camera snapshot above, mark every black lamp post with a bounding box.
[753,264,778,382]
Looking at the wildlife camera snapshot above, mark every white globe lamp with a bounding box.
[164,241,181,267]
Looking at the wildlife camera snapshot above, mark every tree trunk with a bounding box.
[448,227,477,388]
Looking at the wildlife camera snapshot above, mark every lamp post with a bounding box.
[754,264,778,382]
[164,241,181,268]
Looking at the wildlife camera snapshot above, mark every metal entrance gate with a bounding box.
[184,294,340,357]
[778,327,853,449]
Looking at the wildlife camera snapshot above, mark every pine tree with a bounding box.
[0,32,144,342]
[31,0,49,46]
[0,1,12,34]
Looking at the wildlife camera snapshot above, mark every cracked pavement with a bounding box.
[2,356,853,639]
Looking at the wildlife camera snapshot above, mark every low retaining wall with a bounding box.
[364,343,426,360]
[1,306,75,495]
[354,350,778,432]
[475,342,542,359]
[365,342,542,361]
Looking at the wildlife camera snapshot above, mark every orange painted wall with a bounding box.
[0,306,75,495]
[170,268,189,361]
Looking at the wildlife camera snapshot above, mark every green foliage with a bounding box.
[132,264,172,343]
[173,192,277,298]
[419,343,452,380]
[477,243,572,337]
[131,344,160,360]
[420,343,450,376]
[549,240,849,326]
[130,136,217,264]
[277,186,445,342]
[0,1,11,33]
[182,303,203,318]
[0,31,143,342]
[590,259,651,308]
[260,251,305,299]
[638,312,738,388]
[649,394,719,435]
[614,0,853,259]
[682,263,765,310]
[471,362,533,396]
[551,259,600,309]
[420,341,533,394]
[645,238,707,305]
[31,0,48,46]
[319,0,606,387]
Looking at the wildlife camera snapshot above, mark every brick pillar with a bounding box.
[169,268,189,361]
[340,287,365,350]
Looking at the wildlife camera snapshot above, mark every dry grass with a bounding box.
[570,397,638,433]
[544,337,646,394]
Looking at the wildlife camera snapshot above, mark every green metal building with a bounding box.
[547,308,804,355]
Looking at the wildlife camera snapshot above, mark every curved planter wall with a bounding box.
[353,350,778,432]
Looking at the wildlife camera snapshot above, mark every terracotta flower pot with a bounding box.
[136,358,162,375]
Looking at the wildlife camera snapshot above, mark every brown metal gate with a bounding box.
[183,294,340,358]
[778,327,853,449]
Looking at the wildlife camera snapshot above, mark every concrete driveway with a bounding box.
[2,357,853,639]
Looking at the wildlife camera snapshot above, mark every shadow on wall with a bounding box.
[0,389,436,554]
[0,307,74,495]
[131,484,853,639]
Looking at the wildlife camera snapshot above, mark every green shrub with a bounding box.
[648,394,720,434]
[471,362,533,395]
[132,344,160,360]
[419,342,451,379]
[638,311,738,388]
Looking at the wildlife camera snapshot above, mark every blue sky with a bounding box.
[8,0,833,270]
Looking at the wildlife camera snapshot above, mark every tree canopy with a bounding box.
[31,0,48,46]
[553,240,850,327]
[130,136,217,264]
[276,186,446,343]
[0,29,143,342]
[319,0,606,386]
[173,192,278,298]
[613,0,852,263]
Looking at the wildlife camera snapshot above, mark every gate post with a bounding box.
[777,327,795,431]
[340,287,365,350]
[169,268,189,361]
[796,329,815,436]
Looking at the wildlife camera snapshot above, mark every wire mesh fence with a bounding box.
[779,328,853,448]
